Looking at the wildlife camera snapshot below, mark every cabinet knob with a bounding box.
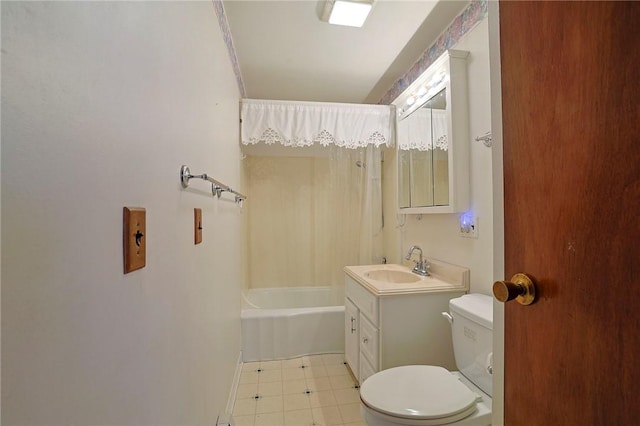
[362,337,368,344]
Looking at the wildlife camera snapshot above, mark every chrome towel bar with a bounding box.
[180,165,247,206]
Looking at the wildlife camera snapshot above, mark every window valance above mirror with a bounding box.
[241,99,392,150]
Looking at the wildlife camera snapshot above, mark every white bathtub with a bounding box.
[241,287,345,362]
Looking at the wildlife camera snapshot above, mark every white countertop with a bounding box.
[344,261,469,296]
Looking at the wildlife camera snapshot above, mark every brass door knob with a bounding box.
[493,273,536,305]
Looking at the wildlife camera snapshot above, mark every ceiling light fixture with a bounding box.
[324,0,373,28]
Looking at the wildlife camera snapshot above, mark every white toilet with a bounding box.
[359,293,493,426]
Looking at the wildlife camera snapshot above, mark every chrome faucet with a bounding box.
[405,245,430,276]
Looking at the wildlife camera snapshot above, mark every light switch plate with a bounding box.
[123,207,146,273]
[194,208,203,245]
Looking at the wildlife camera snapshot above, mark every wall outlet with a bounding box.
[459,213,478,238]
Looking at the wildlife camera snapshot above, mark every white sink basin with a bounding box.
[345,261,470,295]
[365,269,422,283]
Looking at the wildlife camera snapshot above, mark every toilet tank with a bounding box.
[449,293,493,396]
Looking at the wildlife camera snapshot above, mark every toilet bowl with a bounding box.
[359,294,493,426]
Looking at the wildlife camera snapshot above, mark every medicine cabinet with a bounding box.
[393,50,470,214]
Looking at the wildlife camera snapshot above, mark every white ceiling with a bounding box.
[223,0,468,104]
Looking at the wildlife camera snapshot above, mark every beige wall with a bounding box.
[383,19,494,296]
[2,2,243,424]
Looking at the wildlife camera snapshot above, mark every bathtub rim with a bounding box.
[242,285,341,310]
[241,304,345,319]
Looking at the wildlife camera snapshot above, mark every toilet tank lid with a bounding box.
[449,294,493,330]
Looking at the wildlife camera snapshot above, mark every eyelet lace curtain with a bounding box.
[241,98,392,149]
[397,108,448,151]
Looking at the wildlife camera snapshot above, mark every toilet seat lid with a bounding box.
[360,365,479,421]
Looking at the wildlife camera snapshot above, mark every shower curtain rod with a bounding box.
[180,165,247,205]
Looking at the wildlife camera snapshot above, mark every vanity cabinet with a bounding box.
[343,266,468,384]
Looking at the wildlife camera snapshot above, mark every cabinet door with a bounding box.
[359,355,377,385]
[359,313,379,369]
[344,298,359,381]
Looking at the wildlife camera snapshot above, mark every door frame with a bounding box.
[488,1,505,425]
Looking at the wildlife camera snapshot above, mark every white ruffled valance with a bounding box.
[397,109,448,151]
[241,99,392,149]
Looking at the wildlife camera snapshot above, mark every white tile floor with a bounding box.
[233,353,366,426]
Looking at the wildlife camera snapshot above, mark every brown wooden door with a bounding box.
[499,1,640,424]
